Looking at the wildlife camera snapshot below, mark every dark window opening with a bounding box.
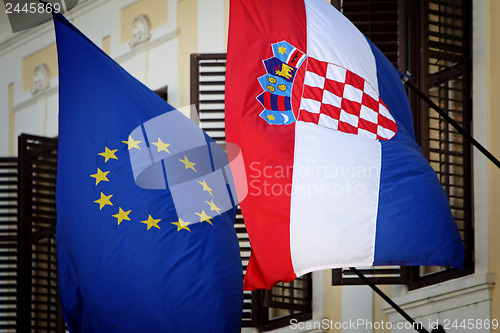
[154,85,168,102]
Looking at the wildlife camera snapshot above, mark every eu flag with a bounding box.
[54,14,243,332]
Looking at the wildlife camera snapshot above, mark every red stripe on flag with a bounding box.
[292,58,306,117]
[361,92,379,111]
[341,99,362,117]
[358,117,378,133]
[264,91,272,109]
[338,120,359,135]
[302,85,323,101]
[378,113,397,132]
[345,70,365,90]
[324,78,344,96]
[226,0,306,290]
[299,110,320,124]
[278,95,286,111]
[320,104,341,120]
[307,58,328,77]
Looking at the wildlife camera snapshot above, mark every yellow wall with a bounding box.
[102,35,111,55]
[322,275,390,332]
[323,272,342,332]
[489,0,500,322]
[120,0,168,44]
[373,286,391,333]
[177,0,197,107]
[22,43,57,91]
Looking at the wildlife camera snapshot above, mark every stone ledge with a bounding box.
[382,273,495,319]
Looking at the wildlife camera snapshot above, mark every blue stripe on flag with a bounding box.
[368,39,464,268]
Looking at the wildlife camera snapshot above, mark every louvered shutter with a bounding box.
[17,135,65,332]
[424,0,473,266]
[408,0,473,289]
[190,53,227,144]
[333,267,408,285]
[0,158,18,331]
[335,0,400,66]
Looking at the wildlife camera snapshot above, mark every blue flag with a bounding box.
[54,14,243,332]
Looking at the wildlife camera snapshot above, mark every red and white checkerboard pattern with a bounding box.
[298,58,397,141]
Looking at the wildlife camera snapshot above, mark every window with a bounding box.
[17,135,63,332]
[331,0,473,288]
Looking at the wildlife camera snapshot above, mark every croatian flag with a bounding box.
[226,0,464,290]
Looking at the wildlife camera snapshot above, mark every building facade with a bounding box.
[0,0,498,332]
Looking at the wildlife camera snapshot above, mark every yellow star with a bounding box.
[205,200,221,215]
[112,207,131,225]
[98,147,118,162]
[278,45,287,54]
[194,210,213,225]
[122,135,141,150]
[151,138,171,153]
[141,214,161,230]
[171,218,191,232]
[267,114,276,121]
[198,179,213,196]
[90,168,110,185]
[178,155,197,172]
[94,192,113,210]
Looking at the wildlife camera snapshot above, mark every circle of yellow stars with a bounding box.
[90,135,223,232]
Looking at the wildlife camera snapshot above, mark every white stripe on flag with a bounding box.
[289,0,384,276]
[322,90,342,108]
[304,70,326,89]
[318,113,339,129]
[290,122,381,275]
[304,0,378,92]
[300,98,322,114]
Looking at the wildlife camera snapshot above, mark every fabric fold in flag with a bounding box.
[54,13,243,332]
[226,0,464,291]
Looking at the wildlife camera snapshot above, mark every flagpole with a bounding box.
[349,267,431,333]
[401,75,500,170]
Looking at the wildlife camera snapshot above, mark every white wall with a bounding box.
[0,0,228,157]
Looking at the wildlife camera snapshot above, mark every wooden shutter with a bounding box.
[407,0,473,289]
[334,0,400,67]
[424,0,473,265]
[333,267,408,285]
[191,54,313,330]
[0,158,18,331]
[17,134,65,332]
[259,274,312,331]
[190,53,227,144]
[235,207,256,327]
